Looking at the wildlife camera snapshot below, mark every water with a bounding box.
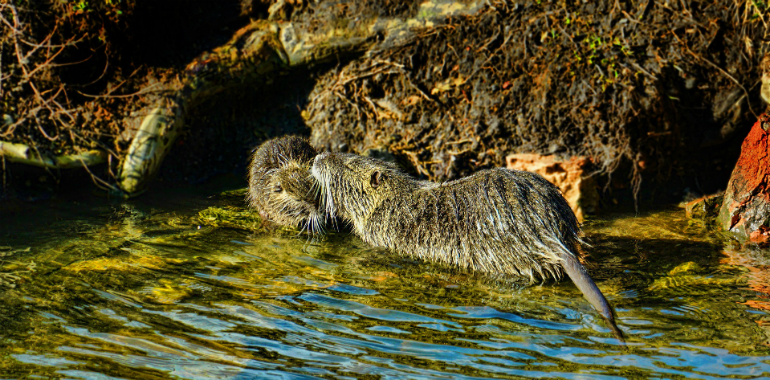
[1,184,769,379]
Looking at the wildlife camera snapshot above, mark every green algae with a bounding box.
[197,206,265,232]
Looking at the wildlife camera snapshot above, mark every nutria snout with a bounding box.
[247,136,324,233]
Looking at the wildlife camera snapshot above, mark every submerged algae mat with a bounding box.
[0,189,769,378]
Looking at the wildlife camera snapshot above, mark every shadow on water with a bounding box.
[1,193,769,379]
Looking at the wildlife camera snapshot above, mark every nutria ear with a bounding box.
[370,171,384,188]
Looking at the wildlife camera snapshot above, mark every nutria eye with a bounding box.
[370,171,384,188]
[274,185,283,193]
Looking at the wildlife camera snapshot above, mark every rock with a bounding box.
[685,193,724,221]
[718,113,770,244]
[506,153,598,223]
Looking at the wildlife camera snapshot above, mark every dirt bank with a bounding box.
[2,0,768,205]
[306,0,769,203]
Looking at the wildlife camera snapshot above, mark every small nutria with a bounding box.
[247,136,323,233]
[312,152,623,340]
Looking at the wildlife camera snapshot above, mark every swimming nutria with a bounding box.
[247,136,323,233]
[312,152,623,341]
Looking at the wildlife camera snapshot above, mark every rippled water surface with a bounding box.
[1,185,769,379]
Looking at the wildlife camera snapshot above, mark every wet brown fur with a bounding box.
[312,152,623,340]
[247,136,323,233]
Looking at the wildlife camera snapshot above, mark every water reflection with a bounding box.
[1,191,769,379]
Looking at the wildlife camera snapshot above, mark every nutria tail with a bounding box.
[560,252,625,343]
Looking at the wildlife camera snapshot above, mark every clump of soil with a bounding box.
[306,0,769,199]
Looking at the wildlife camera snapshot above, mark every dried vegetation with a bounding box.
[307,0,770,198]
[0,1,135,165]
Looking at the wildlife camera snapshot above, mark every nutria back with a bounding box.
[313,152,580,278]
[312,152,623,340]
[247,136,322,233]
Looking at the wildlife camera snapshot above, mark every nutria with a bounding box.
[312,152,623,341]
[247,136,323,233]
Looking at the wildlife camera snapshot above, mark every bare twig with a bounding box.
[77,82,164,99]
[80,159,120,192]
[628,62,658,80]
[0,13,23,35]
[0,43,3,97]
[1,154,5,192]
[362,95,379,120]
[23,34,77,80]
